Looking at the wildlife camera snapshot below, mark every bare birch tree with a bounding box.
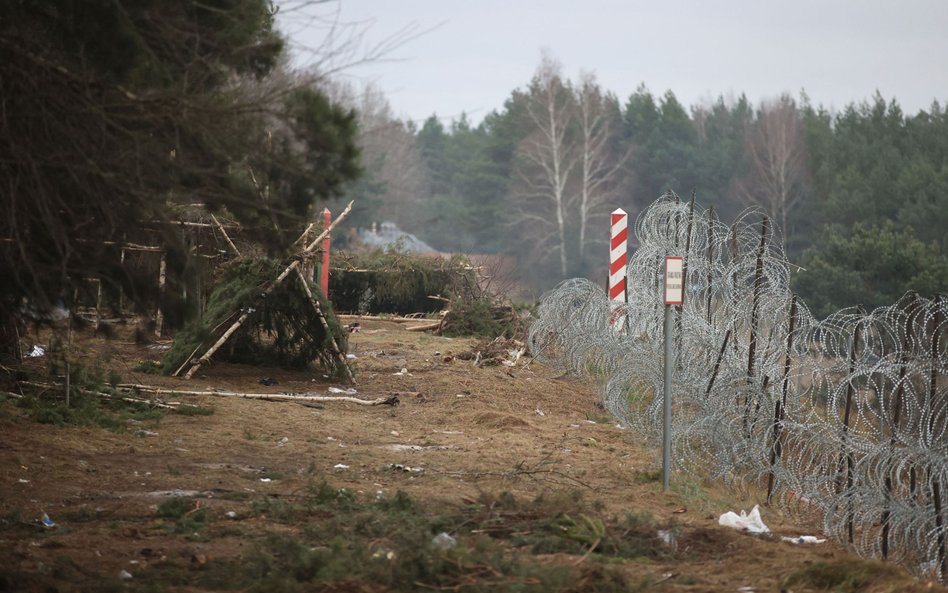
[511,53,577,277]
[737,95,808,240]
[326,81,425,230]
[575,71,631,263]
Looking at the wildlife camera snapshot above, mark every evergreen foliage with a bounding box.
[329,250,481,314]
[0,1,361,351]
[793,222,948,319]
[162,259,348,375]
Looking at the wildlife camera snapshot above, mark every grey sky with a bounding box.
[278,0,948,125]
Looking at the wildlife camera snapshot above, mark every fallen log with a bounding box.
[337,314,431,323]
[406,321,443,332]
[116,384,398,406]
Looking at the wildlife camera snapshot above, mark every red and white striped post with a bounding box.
[609,208,628,331]
[320,207,331,298]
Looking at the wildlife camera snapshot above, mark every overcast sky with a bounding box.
[278,0,948,125]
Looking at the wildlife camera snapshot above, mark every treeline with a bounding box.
[331,55,948,317]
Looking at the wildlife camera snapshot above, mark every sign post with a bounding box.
[663,256,684,491]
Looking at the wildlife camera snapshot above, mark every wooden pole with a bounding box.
[767,294,797,504]
[927,295,946,577]
[320,207,331,298]
[705,206,716,325]
[882,292,917,559]
[155,251,167,338]
[704,329,732,398]
[838,309,863,544]
[744,217,770,433]
[295,268,354,384]
[94,279,103,332]
[211,214,241,257]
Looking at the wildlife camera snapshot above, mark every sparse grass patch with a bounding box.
[780,558,905,592]
[632,469,662,484]
[172,404,214,416]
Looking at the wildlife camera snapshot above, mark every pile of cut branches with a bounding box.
[330,249,481,314]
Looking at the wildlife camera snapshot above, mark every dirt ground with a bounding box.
[0,320,941,592]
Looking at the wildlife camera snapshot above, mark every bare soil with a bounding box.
[0,320,940,592]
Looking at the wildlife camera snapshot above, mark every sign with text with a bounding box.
[664,256,684,305]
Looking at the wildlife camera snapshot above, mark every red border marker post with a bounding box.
[662,256,684,490]
[320,208,331,298]
[609,208,628,332]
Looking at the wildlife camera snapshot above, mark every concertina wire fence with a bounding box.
[528,193,948,580]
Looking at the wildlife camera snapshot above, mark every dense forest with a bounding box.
[327,55,948,317]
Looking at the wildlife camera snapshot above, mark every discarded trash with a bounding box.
[328,387,358,395]
[371,548,396,560]
[346,322,362,333]
[657,529,677,549]
[393,368,412,376]
[277,437,289,447]
[431,532,457,551]
[346,353,357,360]
[27,345,45,358]
[381,444,456,452]
[259,478,272,483]
[259,377,278,386]
[737,587,754,593]
[386,463,424,475]
[40,513,56,529]
[781,535,826,544]
[333,464,350,470]
[118,570,133,579]
[18,478,30,484]
[534,408,545,417]
[148,489,203,497]
[225,511,237,519]
[718,505,770,534]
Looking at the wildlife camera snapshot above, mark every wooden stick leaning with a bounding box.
[182,202,354,380]
[211,214,241,257]
[303,201,352,254]
[406,321,442,332]
[295,267,354,384]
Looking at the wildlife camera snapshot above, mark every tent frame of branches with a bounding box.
[170,203,354,383]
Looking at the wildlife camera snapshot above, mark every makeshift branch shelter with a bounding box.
[165,202,355,382]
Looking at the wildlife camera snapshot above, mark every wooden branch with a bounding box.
[116,384,397,406]
[211,214,241,256]
[295,267,354,384]
[303,201,353,253]
[406,321,443,332]
[146,220,240,229]
[337,314,430,322]
[155,252,167,338]
[172,343,204,377]
[17,381,177,409]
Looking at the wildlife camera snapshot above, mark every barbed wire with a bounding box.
[529,192,948,580]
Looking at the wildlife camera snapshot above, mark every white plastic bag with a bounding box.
[718,504,770,534]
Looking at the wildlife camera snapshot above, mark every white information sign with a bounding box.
[664,256,684,305]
